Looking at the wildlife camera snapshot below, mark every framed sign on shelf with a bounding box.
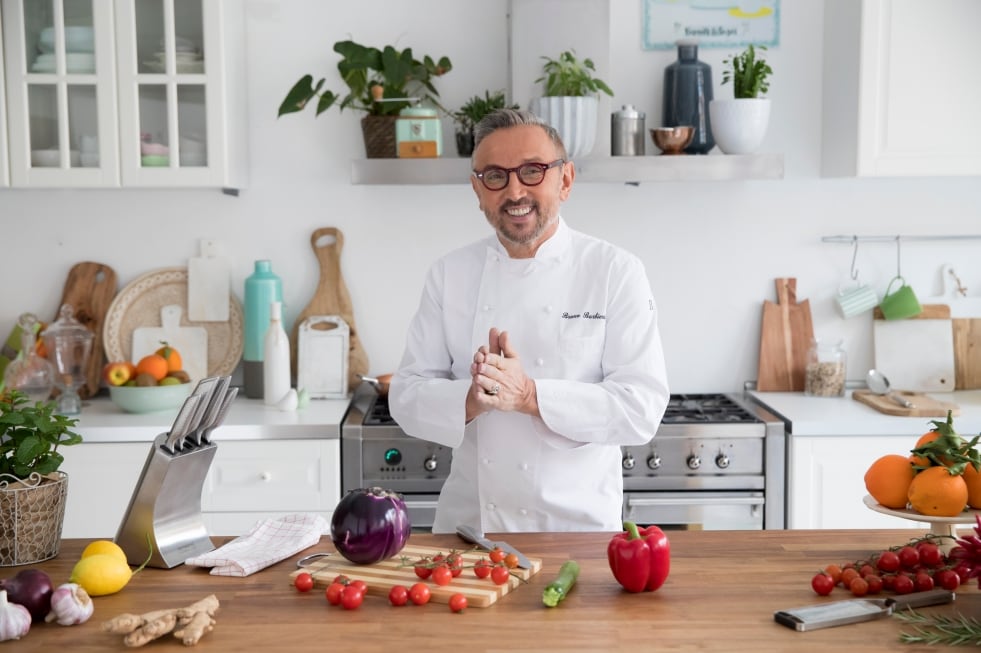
[643,0,780,50]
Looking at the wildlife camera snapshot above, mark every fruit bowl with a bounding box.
[863,495,981,553]
[109,383,191,414]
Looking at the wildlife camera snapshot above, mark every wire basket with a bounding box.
[361,115,398,158]
[0,471,68,566]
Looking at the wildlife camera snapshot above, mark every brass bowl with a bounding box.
[651,126,695,155]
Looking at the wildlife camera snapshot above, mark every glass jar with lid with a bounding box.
[805,338,847,397]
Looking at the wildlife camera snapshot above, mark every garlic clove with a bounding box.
[44,583,94,626]
[0,590,32,641]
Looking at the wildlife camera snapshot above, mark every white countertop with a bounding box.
[69,395,353,443]
[748,390,981,437]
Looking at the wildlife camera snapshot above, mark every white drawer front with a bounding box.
[202,440,339,512]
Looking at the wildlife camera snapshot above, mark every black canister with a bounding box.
[611,105,645,156]
[662,39,714,154]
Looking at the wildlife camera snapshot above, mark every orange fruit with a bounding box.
[154,341,183,373]
[907,466,968,517]
[864,454,916,509]
[910,431,941,468]
[135,354,169,381]
[963,464,981,509]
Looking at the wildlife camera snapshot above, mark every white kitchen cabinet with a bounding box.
[788,434,929,530]
[821,0,981,177]
[0,0,247,190]
[0,10,7,187]
[59,439,340,538]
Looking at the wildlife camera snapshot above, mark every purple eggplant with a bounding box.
[330,487,411,564]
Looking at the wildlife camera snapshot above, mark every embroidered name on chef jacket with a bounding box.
[561,311,607,320]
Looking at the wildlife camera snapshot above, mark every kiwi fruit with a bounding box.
[134,372,158,387]
[166,369,191,383]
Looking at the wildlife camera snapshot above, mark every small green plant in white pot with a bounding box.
[529,50,613,159]
[453,90,519,156]
[709,44,773,154]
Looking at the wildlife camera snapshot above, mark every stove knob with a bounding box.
[686,454,701,470]
[715,453,731,469]
[622,453,635,470]
[424,455,438,472]
[646,453,661,470]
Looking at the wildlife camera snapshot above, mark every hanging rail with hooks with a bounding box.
[821,235,981,243]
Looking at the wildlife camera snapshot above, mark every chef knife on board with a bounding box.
[456,524,531,569]
[774,588,954,631]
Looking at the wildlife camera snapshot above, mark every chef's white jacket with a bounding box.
[389,218,669,533]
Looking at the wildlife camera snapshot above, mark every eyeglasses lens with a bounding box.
[517,164,546,185]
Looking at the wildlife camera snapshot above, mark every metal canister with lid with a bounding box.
[611,104,645,156]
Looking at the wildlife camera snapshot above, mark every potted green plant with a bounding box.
[278,40,452,158]
[0,390,82,565]
[453,90,519,156]
[710,44,773,154]
[529,50,613,158]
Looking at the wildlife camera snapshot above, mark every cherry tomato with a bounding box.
[473,558,492,579]
[882,574,896,591]
[811,572,835,596]
[448,593,468,613]
[389,585,409,606]
[858,564,876,578]
[491,565,511,586]
[893,574,915,595]
[489,547,506,564]
[865,574,884,594]
[918,543,945,568]
[876,551,901,573]
[934,569,961,591]
[349,579,368,594]
[432,564,453,586]
[849,577,869,597]
[914,572,935,592]
[409,582,431,605]
[414,564,432,580]
[953,562,973,583]
[840,567,860,588]
[823,564,843,585]
[294,572,314,592]
[333,574,350,585]
[503,553,520,569]
[898,546,920,569]
[325,582,345,606]
[340,585,364,610]
[447,553,464,577]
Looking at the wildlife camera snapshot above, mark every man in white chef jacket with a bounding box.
[389,109,669,533]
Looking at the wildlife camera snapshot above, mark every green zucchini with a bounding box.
[542,560,580,607]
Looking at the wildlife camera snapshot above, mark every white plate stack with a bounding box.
[32,26,95,73]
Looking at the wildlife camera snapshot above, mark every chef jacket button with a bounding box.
[487,502,496,511]
[535,358,545,367]
[519,462,529,471]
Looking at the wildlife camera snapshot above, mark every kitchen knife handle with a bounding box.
[889,589,954,611]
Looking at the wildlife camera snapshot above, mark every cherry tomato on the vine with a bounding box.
[414,563,433,580]
[473,558,492,579]
[914,572,935,592]
[333,574,350,585]
[918,543,945,568]
[448,593,468,613]
[849,577,869,597]
[864,574,883,594]
[811,572,835,596]
[340,585,364,610]
[898,546,920,569]
[489,547,506,564]
[823,564,843,585]
[503,553,520,569]
[409,582,431,605]
[349,579,368,594]
[491,565,511,586]
[447,553,464,577]
[294,572,314,592]
[935,569,961,591]
[840,568,860,588]
[389,585,409,606]
[325,582,345,606]
[432,564,453,586]
[893,575,915,595]
[876,551,901,573]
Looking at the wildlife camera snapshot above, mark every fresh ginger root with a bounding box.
[103,594,219,647]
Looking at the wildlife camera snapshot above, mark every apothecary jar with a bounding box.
[805,338,846,397]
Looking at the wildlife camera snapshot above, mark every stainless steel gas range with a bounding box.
[340,387,785,531]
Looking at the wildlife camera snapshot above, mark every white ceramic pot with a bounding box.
[709,98,771,155]
[529,96,598,159]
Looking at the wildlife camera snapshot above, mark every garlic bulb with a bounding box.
[0,590,31,641]
[44,583,94,626]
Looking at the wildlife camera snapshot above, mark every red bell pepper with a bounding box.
[607,520,670,593]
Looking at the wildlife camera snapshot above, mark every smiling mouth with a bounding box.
[505,205,534,218]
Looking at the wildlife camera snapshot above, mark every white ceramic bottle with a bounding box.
[263,301,291,405]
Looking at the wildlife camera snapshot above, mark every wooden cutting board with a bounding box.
[757,278,813,391]
[187,238,231,322]
[873,304,954,392]
[288,544,543,608]
[131,304,208,382]
[291,227,369,389]
[55,261,118,398]
[925,264,981,389]
[853,389,960,417]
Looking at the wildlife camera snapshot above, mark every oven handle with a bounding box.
[626,495,764,508]
[401,499,440,510]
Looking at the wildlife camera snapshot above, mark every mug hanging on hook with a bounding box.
[836,236,877,318]
[879,236,922,320]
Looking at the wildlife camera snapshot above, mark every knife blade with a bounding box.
[456,524,531,569]
[187,376,231,447]
[199,386,237,444]
[774,588,954,631]
[163,393,204,454]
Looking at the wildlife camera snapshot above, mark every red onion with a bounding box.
[0,569,53,623]
[330,487,411,564]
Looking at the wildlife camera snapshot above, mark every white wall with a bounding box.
[1,0,978,393]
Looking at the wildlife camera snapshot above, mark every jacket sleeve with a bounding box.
[535,255,669,447]
[388,259,471,449]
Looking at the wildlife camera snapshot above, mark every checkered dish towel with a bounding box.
[185,513,329,577]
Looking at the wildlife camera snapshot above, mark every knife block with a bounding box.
[115,432,218,569]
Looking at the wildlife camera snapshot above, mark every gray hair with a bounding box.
[472,108,568,161]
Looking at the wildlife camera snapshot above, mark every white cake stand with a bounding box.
[863,495,981,554]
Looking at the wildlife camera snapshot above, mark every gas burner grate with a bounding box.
[364,395,397,427]
[662,394,760,424]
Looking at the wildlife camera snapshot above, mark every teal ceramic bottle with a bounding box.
[662,39,714,154]
[243,260,283,398]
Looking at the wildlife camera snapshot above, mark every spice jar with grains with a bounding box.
[805,338,846,397]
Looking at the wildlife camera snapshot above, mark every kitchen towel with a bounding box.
[185,513,328,577]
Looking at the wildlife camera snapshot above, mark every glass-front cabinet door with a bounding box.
[114,0,246,189]
[0,8,9,187]
[1,0,119,187]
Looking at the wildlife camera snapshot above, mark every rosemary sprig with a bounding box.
[894,608,981,646]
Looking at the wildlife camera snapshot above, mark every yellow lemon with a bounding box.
[70,553,133,596]
[80,539,128,563]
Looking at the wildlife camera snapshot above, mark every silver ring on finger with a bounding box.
[486,384,500,396]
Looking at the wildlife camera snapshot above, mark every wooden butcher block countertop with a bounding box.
[14,530,979,652]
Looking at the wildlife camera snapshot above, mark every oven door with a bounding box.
[624,491,765,530]
[401,493,441,532]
